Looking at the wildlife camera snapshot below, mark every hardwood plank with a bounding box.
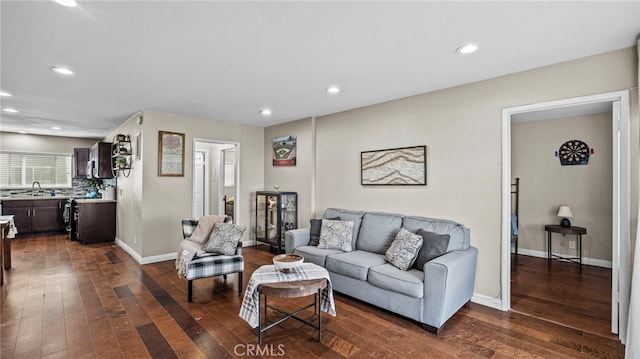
[0,234,625,358]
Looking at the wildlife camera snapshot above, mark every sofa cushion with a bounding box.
[385,228,423,270]
[413,229,450,269]
[402,216,470,252]
[324,208,365,249]
[368,264,424,298]
[318,219,354,252]
[309,216,339,246]
[293,246,343,267]
[356,212,404,254]
[325,250,386,281]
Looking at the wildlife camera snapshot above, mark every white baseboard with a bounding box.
[115,237,177,265]
[514,248,612,268]
[472,292,504,311]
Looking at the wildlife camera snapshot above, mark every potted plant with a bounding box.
[86,178,103,198]
[115,157,129,168]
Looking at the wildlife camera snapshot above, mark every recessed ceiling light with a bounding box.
[53,0,77,7]
[51,66,75,76]
[326,86,340,95]
[260,108,272,116]
[0,91,13,97]
[455,43,478,55]
[51,126,62,130]
[18,131,27,134]
[2,108,19,113]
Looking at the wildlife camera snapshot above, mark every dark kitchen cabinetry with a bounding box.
[255,191,297,253]
[2,199,66,234]
[90,142,114,179]
[71,200,116,244]
[73,148,90,178]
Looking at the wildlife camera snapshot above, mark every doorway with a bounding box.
[192,139,239,222]
[501,90,631,342]
[219,147,236,222]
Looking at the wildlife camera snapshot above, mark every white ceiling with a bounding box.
[1,1,639,139]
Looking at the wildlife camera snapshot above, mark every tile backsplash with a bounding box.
[0,178,116,198]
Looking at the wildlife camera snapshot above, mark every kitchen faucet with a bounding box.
[31,181,41,196]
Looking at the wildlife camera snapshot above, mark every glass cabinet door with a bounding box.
[255,191,297,253]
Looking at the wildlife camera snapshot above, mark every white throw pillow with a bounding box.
[385,228,423,270]
[317,219,354,252]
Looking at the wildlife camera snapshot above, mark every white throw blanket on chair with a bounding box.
[176,239,206,278]
[175,214,227,278]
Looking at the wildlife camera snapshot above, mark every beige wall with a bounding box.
[512,113,613,262]
[265,46,638,300]
[104,117,144,255]
[264,118,315,228]
[0,132,97,153]
[107,111,264,258]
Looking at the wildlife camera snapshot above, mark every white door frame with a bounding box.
[501,90,630,342]
[193,138,240,223]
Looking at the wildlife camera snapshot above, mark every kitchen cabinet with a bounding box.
[255,191,297,253]
[2,199,66,234]
[74,148,89,178]
[72,200,116,244]
[90,142,114,179]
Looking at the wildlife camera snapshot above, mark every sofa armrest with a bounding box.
[422,246,478,331]
[235,241,243,255]
[285,228,311,253]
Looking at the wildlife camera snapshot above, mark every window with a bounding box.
[0,151,72,188]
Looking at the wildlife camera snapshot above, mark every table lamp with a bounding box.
[557,206,573,227]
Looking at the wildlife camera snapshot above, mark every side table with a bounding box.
[239,262,336,344]
[258,278,327,344]
[544,224,587,267]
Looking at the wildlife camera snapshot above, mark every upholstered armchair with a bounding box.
[180,217,244,302]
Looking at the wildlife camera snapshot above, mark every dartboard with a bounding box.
[559,140,589,166]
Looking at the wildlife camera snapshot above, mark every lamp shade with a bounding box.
[557,206,573,218]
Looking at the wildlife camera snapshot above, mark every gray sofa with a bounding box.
[285,208,478,334]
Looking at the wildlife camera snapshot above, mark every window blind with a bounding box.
[0,152,72,188]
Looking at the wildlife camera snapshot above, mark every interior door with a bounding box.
[219,147,237,222]
[192,150,208,218]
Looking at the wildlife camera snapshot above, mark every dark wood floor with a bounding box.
[511,254,616,339]
[1,234,625,358]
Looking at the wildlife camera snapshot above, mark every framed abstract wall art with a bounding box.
[361,145,426,186]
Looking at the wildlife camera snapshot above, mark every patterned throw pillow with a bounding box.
[309,216,340,246]
[317,219,354,252]
[385,228,424,271]
[203,223,246,255]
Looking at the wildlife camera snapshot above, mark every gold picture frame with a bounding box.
[158,131,185,176]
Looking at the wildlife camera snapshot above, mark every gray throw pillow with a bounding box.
[318,219,354,252]
[309,216,340,246]
[413,229,450,270]
[385,228,423,271]
[203,222,246,255]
